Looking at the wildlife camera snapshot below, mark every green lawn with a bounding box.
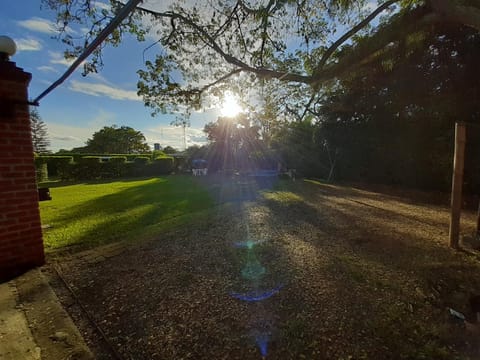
[39,176,214,251]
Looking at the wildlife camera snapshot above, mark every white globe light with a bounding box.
[0,36,16,57]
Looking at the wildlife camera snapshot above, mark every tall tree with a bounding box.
[30,108,50,154]
[42,0,480,115]
[85,125,150,153]
[204,113,263,171]
[162,146,177,154]
[315,24,480,190]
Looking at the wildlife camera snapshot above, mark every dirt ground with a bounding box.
[46,178,480,359]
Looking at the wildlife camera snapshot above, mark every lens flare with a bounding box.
[241,260,266,281]
[230,285,283,302]
[255,334,269,357]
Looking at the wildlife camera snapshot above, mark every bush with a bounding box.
[33,155,47,181]
[35,162,48,182]
[101,157,128,178]
[34,156,75,181]
[133,156,150,165]
[152,157,174,175]
[56,155,173,180]
[46,156,73,178]
[129,157,150,177]
[55,152,152,162]
[73,156,102,180]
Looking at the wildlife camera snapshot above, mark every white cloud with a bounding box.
[17,17,56,34]
[49,51,75,67]
[37,65,59,73]
[46,109,116,151]
[17,16,77,35]
[69,80,141,101]
[145,126,207,150]
[52,135,81,141]
[16,38,42,51]
[37,79,53,86]
[46,122,93,151]
[86,72,110,84]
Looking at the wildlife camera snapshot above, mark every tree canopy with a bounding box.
[202,113,279,171]
[41,0,480,193]
[269,23,480,190]
[162,146,178,154]
[84,125,150,153]
[42,0,480,116]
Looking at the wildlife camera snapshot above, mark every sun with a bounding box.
[220,92,243,117]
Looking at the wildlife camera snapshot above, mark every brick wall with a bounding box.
[0,59,44,281]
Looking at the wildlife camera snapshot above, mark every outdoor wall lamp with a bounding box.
[0,35,16,61]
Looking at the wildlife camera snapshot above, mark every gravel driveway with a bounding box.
[48,179,480,359]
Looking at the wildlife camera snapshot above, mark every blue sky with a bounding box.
[1,1,384,152]
[1,0,220,151]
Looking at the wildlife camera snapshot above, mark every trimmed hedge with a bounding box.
[133,156,150,165]
[46,156,74,177]
[35,154,174,180]
[35,162,48,182]
[103,157,128,178]
[152,157,174,175]
[34,155,74,181]
[55,153,152,162]
[71,156,102,180]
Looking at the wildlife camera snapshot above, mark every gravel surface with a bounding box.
[47,179,480,359]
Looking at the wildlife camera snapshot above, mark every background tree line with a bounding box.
[244,23,478,193]
[194,23,480,195]
[36,0,480,194]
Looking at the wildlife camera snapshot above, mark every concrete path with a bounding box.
[0,268,93,360]
[0,281,40,360]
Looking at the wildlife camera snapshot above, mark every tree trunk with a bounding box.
[449,122,466,249]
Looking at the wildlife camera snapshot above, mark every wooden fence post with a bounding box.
[449,122,466,248]
[476,201,480,240]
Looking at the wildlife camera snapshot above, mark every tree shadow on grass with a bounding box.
[42,177,214,250]
[39,176,163,188]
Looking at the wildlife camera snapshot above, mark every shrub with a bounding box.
[74,156,102,180]
[130,157,151,177]
[101,157,128,178]
[152,150,167,160]
[35,162,48,182]
[34,156,75,180]
[133,156,150,165]
[151,156,174,175]
[45,156,73,178]
[34,156,47,182]
[55,153,152,162]
[55,154,173,180]
[108,156,127,163]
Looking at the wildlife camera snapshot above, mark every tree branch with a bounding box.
[197,69,243,93]
[259,0,276,66]
[136,5,312,83]
[300,93,316,121]
[310,5,440,87]
[314,0,400,73]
